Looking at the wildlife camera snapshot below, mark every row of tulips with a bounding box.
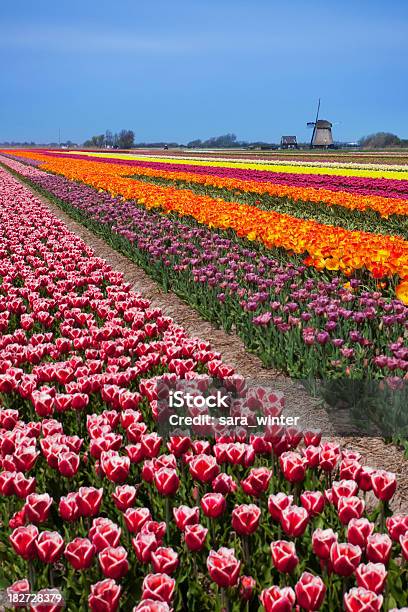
[27,149,408,202]
[32,150,408,225]
[124,171,408,241]
[0,161,407,611]
[4,151,408,284]
[2,154,408,383]
[59,150,408,180]
[55,151,407,199]
[76,148,408,166]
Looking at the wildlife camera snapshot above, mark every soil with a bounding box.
[15,175,408,514]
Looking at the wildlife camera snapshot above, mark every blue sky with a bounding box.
[1,0,407,144]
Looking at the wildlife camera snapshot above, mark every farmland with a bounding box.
[0,148,407,610]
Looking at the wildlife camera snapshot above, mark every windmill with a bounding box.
[307,99,334,148]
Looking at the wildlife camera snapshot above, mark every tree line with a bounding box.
[83,130,135,149]
[359,132,408,149]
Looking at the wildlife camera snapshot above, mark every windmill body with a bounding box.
[312,120,333,147]
[307,99,335,148]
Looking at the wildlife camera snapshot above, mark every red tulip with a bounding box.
[125,444,144,465]
[281,505,309,538]
[132,532,159,563]
[303,430,322,446]
[58,451,80,477]
[77,487,103,517]
[112,485,137,512]
[337,496,365,524]
[140,521,166,543]
[302,444,320,469]
[124,507,152,534]
[166,435,191,457]
[207,547,241,587]
[9,524,38,560]
[340,458,362,481]
[330,542,362,577]
[268,493,293,522]
[386,514,408,542]
[344,587,383,612]
[279,451,307,483]
[58,492,80,522]
[300,491,325,517]
[318,443,340,472]
[173,505,199,531]
[357,466,375,492]
[241,467,271,497]
[71,393,89,411]
[100,451,130,484]
[347,518,374,549]
[140,433,162,459]
[151,547,179,575]
[13,472,36,498]
[270,540,299,573]
[366,533,392,564]
[192,439,212,455]
[259,586,295,612]
[295,572,326,610]
[9,508,26,529]
[355,562,387,594]
[127,422,148,443]
[141,573,175,603]
[342,449,362,462]
[184,524,208,551]
[24,493,52,524]
[99,546,129,580]
[200,493,226,518]
[232,503,261,536]
[154,467,179,496]
[36,530,64,564]
[141,459,155,482]
[0,470,17,496]
[14,446,39,472]
[65,537,95,570]
[7,579,30,597]
[89,518,121,552]
[88,578,121,612]
[31,391,54,417]
[239,575,256,601]
[212,472,237,494]
[371,470,397,502]
[189,454,220,483]
[331,480,358,507]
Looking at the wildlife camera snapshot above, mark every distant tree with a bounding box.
[117,130,135,149]
[359,132,401,149]
[187,139,202,148]
[105,130,114,147]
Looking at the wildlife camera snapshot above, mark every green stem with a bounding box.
[165,496,172,542]
[220,587,229,612]
[49,565,55,588]
[28,560,36,591]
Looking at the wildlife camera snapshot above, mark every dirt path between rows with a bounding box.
[18,176,408,513]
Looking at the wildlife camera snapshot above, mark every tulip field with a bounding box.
[0,148,407,610]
